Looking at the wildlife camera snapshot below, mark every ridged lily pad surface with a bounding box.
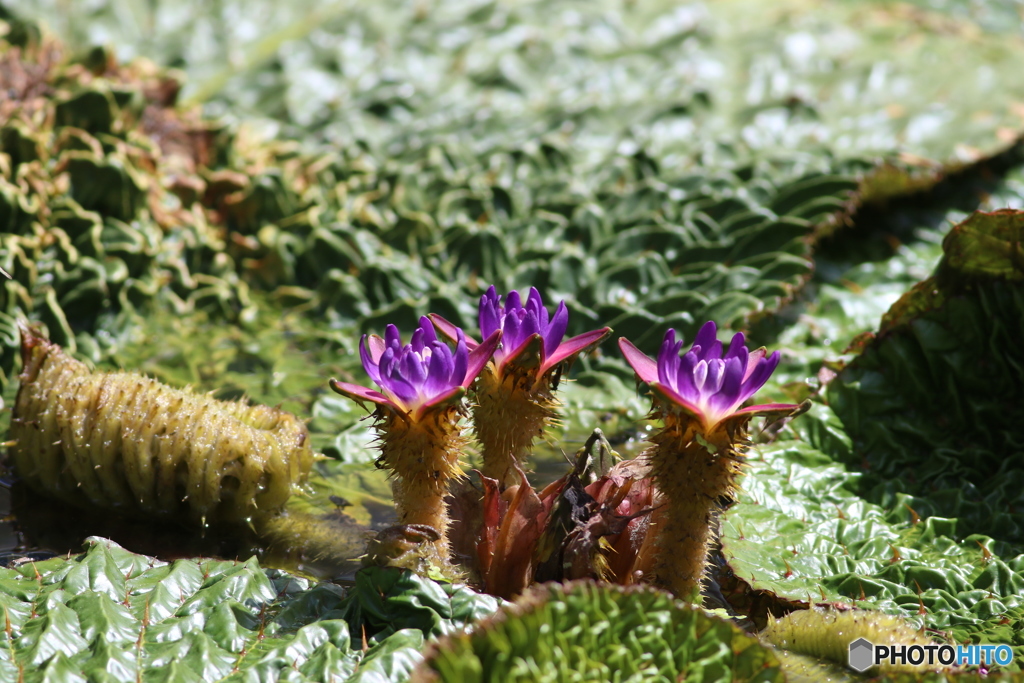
[414,581,783,683]
[0,537,500,682]
[3,0,1024,680]
[718,210,1024,668]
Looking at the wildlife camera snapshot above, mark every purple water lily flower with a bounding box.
[619,321,795,430]
[330,316,500,420]
[431,286,610,376]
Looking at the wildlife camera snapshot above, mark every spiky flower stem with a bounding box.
[472,364,558,489]
[376,405,466,564]
[646,404,749,602]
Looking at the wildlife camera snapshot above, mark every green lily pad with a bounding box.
[0,538,502,683]
[719,439,1024,668]
[828,210,1024,542]
[414,581,783,683]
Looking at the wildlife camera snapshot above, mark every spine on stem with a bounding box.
[618,322,800,602]
[647,412,746,601]
[378,407,466,563]
[473,366,558,488]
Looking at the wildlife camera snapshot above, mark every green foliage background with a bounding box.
[3,0,1024,679]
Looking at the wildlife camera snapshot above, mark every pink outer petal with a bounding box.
[618,337,658,384]
[728,402,801,418]
[499,332,544,370]
[329,379,402,411]
[427,313,480,349]
[464,329,502,388]
[366,335,387,363]
[412,385,466,421]
[744,347,767,381]
[706,401,802,433]
[541,327,611,374]
[649,381,705,421]
[359,336,382,385]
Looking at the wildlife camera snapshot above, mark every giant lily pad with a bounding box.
[829,210,1024,542]
[414,581,784,683]
[0,538,501,683]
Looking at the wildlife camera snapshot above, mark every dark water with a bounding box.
[2,478,266,566]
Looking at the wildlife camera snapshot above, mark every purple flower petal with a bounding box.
[705,359,725,394]
[724,332,744,357]
[544,301,569,359]
[724,333,749,372]
[384,324,402,351]
[377,346,417,405]
[475,286,606,378]
[409,327,427,353]
[527,288,548,327]
[656,330,680,387]
[506,289,522,312]
[693,359,708,390]
[383,370,418,405]
[659,349,680,389]
[479,287,501,337]
[451,333,469,385]
[519,307,541,341]
[401,350,428,387]
[503,311,523,356]
[424,341,455,398]
[708,356,744,414]
[692,321,718,357]
[419,316,438,344]
[674,350,700,402]
[627,321,787,429]
[379,347,398,378]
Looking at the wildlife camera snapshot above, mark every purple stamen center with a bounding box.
[656,321,780,424]
[361,317,469,411]
[479,286,569,365]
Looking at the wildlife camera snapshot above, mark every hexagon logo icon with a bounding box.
[848,637,875,672]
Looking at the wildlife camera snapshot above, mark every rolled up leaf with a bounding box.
[9,326,314,524]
